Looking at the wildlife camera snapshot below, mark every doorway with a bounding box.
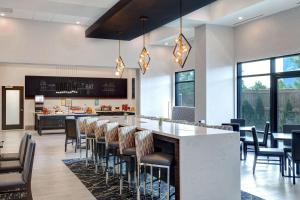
[2,86,24,130]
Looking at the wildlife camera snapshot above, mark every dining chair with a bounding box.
[243,122,270,160]
[287,131,300,184]
[0,134,31,173]
[283,124,300,146]
[0,133,31,162]
[251,127,284,175]
[222,123,240,132]
[65,118,78,153]
[222,123,244,160]
[231,119,246,137]
[282,125,300,172]
[0,140,36,200]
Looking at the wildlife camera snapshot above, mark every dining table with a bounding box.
[271,132,292,148]
[239,126,253,131]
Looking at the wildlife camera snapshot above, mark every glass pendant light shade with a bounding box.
[115,39,125,78]
[138,46,150,75]
[115,55,125,77]
[173,33,191,68]
[138,16,150,75]
[173,0,192,68]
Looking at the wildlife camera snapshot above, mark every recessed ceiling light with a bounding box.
[76,21,80,25]
[164,42,169,46]
[0,13,5,17]
[238,16,243,20]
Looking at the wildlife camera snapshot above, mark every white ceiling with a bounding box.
[0,0,118,25]
[153,0,300,45]
[0,0,299,44]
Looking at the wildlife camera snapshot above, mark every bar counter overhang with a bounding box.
[97,116,241,200]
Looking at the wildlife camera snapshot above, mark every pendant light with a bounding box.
[138,16,151,75]
[115,38,125,78]
[173,0,192,68]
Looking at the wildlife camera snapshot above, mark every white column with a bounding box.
[194,25,235,124]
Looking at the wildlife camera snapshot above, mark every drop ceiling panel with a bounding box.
[86,0,216,40]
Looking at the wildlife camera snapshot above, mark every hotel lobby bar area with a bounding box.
[1,0,300,200]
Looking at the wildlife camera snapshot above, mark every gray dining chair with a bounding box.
[287,131,300,184]
[0,140,36,200]
[0,134,31,173]
[0,133,31,162]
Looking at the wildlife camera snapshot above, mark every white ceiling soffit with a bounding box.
[211,0,300,26]
[152,0,300,46]
[0,0,119,25]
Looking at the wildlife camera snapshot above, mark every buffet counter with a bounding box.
[35,113,97,135]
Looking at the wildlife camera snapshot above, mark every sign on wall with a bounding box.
[25,76,128,99]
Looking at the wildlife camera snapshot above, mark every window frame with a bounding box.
[175,69,195,107]
[237,53,300,132]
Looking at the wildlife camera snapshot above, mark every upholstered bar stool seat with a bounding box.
[108,141,119,149]
[141,152,173,166]
[0,161,22,173]
[0,173,25,190]
[0,153,19,161]
[123,147,136,156]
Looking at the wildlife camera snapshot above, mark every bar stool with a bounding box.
[135,130,173,200]
[85,118,100,167]
[118,126,138,194]
[104,122,120,185]
[77,117,91,158]
[94,120,109,173]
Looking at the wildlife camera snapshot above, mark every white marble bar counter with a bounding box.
[95,116,241,200]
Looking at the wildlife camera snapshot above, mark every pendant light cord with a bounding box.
[142,19,145,48]
[179,0,182,34]
[118,40,121,57]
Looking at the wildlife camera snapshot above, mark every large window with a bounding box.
[238,54,300,131]
[175,70,195,107]
[238,60,271,130]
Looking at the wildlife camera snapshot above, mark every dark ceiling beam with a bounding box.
[85,0,216,41]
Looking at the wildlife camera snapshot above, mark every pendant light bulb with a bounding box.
[173,0,192,68]
[115,38,126,78]
[138,16,151,75]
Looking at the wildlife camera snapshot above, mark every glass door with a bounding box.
[1,86,24,130]
[277,77,300,131]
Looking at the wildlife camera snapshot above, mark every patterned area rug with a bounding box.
[63,159,265,200]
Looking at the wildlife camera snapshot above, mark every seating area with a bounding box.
[0,134,36,199]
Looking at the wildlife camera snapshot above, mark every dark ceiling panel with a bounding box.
[85,0,216,41]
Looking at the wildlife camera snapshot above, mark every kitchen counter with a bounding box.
[35,113,97,135]
[95,116,240,200]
